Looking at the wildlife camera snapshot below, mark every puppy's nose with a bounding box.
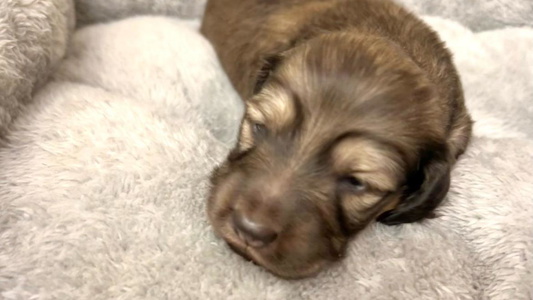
[232,213,278,248]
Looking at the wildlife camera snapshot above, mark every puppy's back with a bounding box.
[202,0,456,100]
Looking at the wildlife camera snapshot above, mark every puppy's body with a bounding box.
[201,0,472,278]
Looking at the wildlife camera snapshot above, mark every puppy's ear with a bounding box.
[377,143,451,225]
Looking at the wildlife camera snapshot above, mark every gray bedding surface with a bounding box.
[1,0,532,299]
[73,0,533,31]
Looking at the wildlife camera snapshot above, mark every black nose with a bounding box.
[232,213,278,247]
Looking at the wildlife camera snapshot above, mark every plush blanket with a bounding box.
[1,0,532,299]
[0,0,74,137]
[74,0,533,31]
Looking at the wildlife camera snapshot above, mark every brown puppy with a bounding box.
[201,0,472,279]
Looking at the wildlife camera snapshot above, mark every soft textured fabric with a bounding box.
[1,1,532,299]
[74,0,206,27]
[72,0,533,31]
[0,0,74,137]
[397,0,533,31]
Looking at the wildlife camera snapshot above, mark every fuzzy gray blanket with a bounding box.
[1,0,532,299]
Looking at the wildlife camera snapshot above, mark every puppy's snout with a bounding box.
[232,212,278,248]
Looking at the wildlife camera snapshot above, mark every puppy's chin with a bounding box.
[221,228,330,279]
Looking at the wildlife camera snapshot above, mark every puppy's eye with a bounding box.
[339,176,366,193]
[252,122,267,138]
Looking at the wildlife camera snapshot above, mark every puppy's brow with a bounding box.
[250,82,301,131]
[337,131,396,150]
[246,104,265,123]
[319,130,371,158]
[324,130,407,162]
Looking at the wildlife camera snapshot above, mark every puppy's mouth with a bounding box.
[226,241,254,263]
[224,223,257,262]
[213,216,331,279]
[224,240,326,279]
[218,220,264,261]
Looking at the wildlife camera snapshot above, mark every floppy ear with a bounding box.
[377,143,451,225]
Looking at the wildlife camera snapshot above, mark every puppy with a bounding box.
[201,0,472,279]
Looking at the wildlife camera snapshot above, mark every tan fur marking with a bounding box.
[239,120,254,151]
[248,87,295,131]
[379,197,401,214]
[342,194,383,218]
[332,138,404,192]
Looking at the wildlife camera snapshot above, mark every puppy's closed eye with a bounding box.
[338,176,366,193]
[332,137,404,231]
[230,118,269,161]
[252,122,268,139]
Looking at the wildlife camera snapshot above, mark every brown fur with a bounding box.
[201,0,472,279]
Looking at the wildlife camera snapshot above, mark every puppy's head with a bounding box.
[208,33,451,278]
